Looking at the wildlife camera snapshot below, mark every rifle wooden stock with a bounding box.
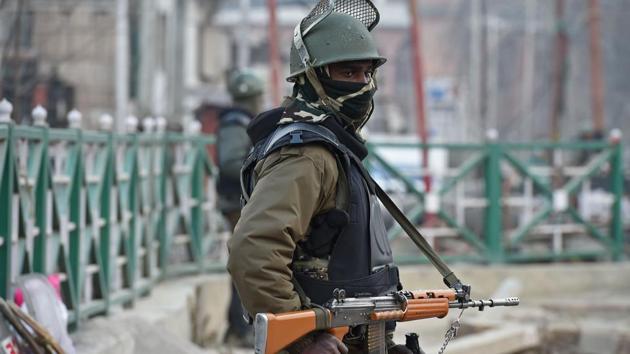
[254,308,348,354]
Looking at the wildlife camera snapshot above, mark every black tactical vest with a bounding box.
[241,117,400,306]
[216,108,252,197]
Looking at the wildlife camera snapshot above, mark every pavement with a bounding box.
[71,262,630,354]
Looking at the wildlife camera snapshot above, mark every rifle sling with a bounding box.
[372,181,462,289]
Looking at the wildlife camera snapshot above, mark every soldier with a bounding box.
[228,2,414,353]
[217,70,263,347]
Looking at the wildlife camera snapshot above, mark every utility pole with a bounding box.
[550,0,567,141]
[174,0,186,123]
[116,0,129,132]
[587,0,605,133]
[408,0,431,196]
[11,0,24,122]
[487,16,501,134]
[238,0,251,69]
[266,0,281,105]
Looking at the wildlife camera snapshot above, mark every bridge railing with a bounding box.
[0,98,627,328]
[366,129,627,264]
[0,100,223,327]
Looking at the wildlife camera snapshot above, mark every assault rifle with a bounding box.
[253,288,519,354]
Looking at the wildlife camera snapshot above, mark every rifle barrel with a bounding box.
[449,297,520,309]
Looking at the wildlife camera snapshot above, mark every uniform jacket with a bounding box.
[227,142,339,316]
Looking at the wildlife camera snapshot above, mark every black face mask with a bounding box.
[319,76,376,128]
[296,70,377,130]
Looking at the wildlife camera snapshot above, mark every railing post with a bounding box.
[99,113,114,312]
[188,120,204,270]
[609,129,624,261]
[67,109,84,324]
[126,115,139,300]
[155,117,169,277]
[0,99,15,298]
[141,117,157,283]
[32,106,50,273]
[484,129,503,262]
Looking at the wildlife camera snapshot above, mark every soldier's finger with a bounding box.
[330,334,348,354]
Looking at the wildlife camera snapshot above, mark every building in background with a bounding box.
[0,0,629,163]
[0,0,222,129]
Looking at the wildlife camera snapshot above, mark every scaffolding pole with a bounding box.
[550,0,567,141]
[408,0,430,195]
[588,0,605,133]
[469,0,481,141]
[266,0,281,105]
[238,0,251,69]
[479,0,488,135]
[521,0,537,141]
[116,0,129,132]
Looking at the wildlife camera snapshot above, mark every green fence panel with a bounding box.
[0,111,221,328]
[366,137,627,264]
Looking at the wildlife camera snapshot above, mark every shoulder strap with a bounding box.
[242,122,349,211]
[347,154,468,298]
[371,182,464,293]
[262,122,339,156]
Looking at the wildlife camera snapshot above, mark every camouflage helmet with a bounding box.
[227,70,264,99]
[288,1,386,81]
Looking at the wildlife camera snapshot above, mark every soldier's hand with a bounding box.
[302,332,348,354]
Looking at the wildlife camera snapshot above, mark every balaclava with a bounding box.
[280,66,377,132]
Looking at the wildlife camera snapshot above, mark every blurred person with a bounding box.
[227,1,416,353]
[217,70,264,348]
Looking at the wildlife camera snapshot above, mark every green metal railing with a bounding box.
[366,132,627,264]
[0,99,627,328]
[0,106,222,327]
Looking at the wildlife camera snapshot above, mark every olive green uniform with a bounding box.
[227,144,338,317]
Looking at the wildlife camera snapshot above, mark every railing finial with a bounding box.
[486,128,499,141]
[142,116,156,133]
[67,109,83,129]
[126,115,138,133]
[0,98,13,123]
[187,120,201,135]
[32,105,48,127]
[609,129,622,144]
[155,116,167,134]
[99,114,114,131]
